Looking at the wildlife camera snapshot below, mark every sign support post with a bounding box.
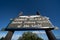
[3,31,14,40]
[45,30,56,40]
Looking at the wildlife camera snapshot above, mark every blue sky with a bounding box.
[0,0,60,40]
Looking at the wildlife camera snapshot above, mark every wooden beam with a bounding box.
[45,30,56,40]
[3,31,14,40]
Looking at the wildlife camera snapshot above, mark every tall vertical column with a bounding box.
[3,31,14,40]
[45,30,56,40]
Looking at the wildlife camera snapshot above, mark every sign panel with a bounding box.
[7,15,54,28]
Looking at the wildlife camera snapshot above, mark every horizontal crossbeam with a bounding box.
[2,27,54,31]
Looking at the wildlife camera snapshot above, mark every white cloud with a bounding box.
[0,32,7,38]
[11,34,22,40]
[0,34,5,38]
[32,31,45,34]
